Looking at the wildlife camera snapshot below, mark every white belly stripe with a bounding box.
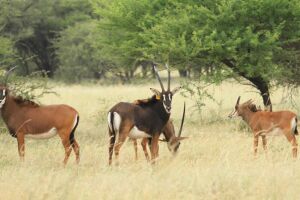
[128,126,151,139]
[267,128,282,136]
[25,127,57,139]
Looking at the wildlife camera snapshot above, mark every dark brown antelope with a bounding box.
[107,65,183,165]
[132,102,187,161]
[229,96,298,157]
[0,68,80,165]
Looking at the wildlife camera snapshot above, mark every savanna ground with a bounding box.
[0,78,300,200]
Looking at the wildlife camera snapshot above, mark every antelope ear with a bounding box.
[177,136,188,140]
[159,139,167,142]
[150,88,161,99]
[171,86,181,95]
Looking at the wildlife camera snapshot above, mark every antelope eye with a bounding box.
[163,95,166,101]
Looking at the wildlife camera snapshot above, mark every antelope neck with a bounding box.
[1,95,22,124]
[240,109,255,124]
[152,100,170,123]
[162,127,174,142]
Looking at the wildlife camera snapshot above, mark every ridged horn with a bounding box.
[236,96,241,107]
[153,64,165,91]
[178,102,186,137]
[4,66,18,85]
[165,63,170,91]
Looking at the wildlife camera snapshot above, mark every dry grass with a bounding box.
[0,81,300,200]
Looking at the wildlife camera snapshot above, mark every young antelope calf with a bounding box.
[229,96,298,157]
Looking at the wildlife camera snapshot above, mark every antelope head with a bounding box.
[161,102,188,155]
[0,66,17,108]
[150,64,181,114]
[228,96,256,118]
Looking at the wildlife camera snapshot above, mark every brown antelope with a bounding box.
[0,68,80,165]
[229,96,298,157]
[132,102,186,161]
[107,65,184,165]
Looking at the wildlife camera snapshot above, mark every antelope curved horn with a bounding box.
[236,96,241,106]
[245,99,253,104]
[165,63,171,91]
[178,102,186,137]
[4,65,18,85]
[153,64,165,91]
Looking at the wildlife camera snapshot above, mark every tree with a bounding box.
[193,0,300,110]
[96,0,300,109]
[0,0,94,77]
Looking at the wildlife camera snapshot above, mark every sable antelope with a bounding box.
[0,68,80,165]
[132,103,186,161]
[229,96,298,157]
[107,65,184,165]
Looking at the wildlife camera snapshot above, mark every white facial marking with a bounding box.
[128,126,151,139]
[167,141,173,151]
[25,127,57,139]
[163,103,171,114]
[0,97,6,108]
[168,93,171,101]
[3,89,5,96]
[163,95,166,101]
[167,138,178,152]
[229,109,238,118]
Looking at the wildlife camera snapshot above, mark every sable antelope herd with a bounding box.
[0,65,299,166]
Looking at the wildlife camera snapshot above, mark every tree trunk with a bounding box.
[222,59,272,111]
[178,69,188,77]
[247,76,272,111]
[141,62,148,78]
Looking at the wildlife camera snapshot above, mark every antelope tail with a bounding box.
[109,112,116,137]
[293,117,298,135]
[108,112,121,144]
[69,115,80,145]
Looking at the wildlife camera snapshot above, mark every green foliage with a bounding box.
[9,72,55,102]
[0,36,15,66]
[55,20,107,82]
[1,0,300,96]
[0,68,54,102]
[193,0,300,83]
[0,0,94,77]
[96,0,300,81]
[182,79,218,114]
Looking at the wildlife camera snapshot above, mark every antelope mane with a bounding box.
[13,96,40,108]
[248,103,261,112]
[133,95,158,107]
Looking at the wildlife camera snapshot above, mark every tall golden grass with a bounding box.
[0,81,300,200]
